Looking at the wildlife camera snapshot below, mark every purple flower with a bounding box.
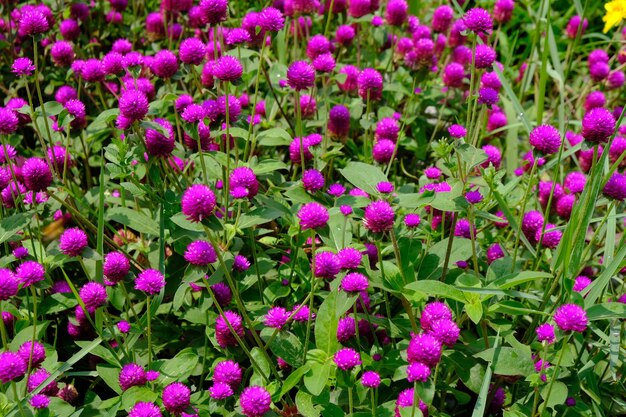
[18,7,51,37]
[79,282,107,310]
[536,224,562,249]
[297,202,329,230]
[603,172,626,201]
[18,340,46,367]
[128,402,162,417]
[287,61,315,91]
[403,213,421,228]
[135,269,165,295]
[104,252,130,283]
[385,0,408,26]
[0,351,27,383]
[337,247,362,269]
[334,348,361,371]
[117,321,131,333]
[486,243,505,264]
[428,319,460,347]
[181,184,217,222]
[302,169,324,192]
[407,333,442,367]
[395,388,428,417]
[521,211,544,244]
[432,5,454,32]
[554,304,588,333]
[363,200,395,233]
[314,252,341,279]
[573,275,592,292]
[162,382,191,414]
[185,240,217,266]
[407,361,431,382]
[474,44,497,69]
[328,105,350,137]
[448,124,467,138]
[229,167,258,199]
[214,360,242,386]
[337,316,356,342]
[30,394,50,409]
[209,382,233,399]
[199,0,228,25]
[357,68,383,101]
[478,87,499,106]
[59,227,88,256]
[179,38,206,65]
[375,118,400,142]
[16,261,45,287]
[211,282,233,306]
[372,139,396,164]
[443,63,465,88]
[152,50,178,78]
[213,56,243,82]
[119,89,149,122]
[145,118,175,157]
[215,311,245,348]
[264,306,290,329]
[312,53,336,73]
[582,108,615,144]
[361,370,381,388]
[529,125,562,155]
[566,15,588,38]
[119,363,147,391]
[494,0,515,23]
[464,7,493,34]
[240,386,272,417]
[260,7,285,32]
[420,301,453,332]
[340,272,369,292]
[12,57,35,76]
[0,108,19,135]
[27,368,58,395]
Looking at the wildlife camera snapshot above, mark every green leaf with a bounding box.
[405,280,466,303]
[471,334,500,417]
[489,271,553,290]
[474,347,534,376]
[46,397,75,417]
[122,386,158,410]
[457,143,488,169]
[540,381,568,410]
[586,303,626,321]
[279,363,310,399]
[38,293,78,315]
[159,349,198,381]
[106,207,159,236]
[0,212,31,244]
[303,361,332,396]
[261,329,303,367]
[258,128,292,146]
[249,347,271,386]
[296,391,320,417]
[238,206,283,229]
[339,162,389,195]
[314,290,357,356]
[465,302,483,324]
[96,364,122,394]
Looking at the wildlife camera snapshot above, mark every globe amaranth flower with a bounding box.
[145,118,175,157]
[16,260,45,287]
[240,385,272,417]
[229,167,258,199]
[407,333,442,367]
[211,282,233,306]
[0,108,19,135]
[432,5,454,32]
[312,53,336,73]
[358,68,384,101]
[385,0,408,26]
[30,394,50,409]
[302,169,324,192]
[297,202,329,230]
[463,7,493,34]
[135,269,165,295]
[18,340,46,367]
[363,200,395,233]
[407,361,431,382]
[494,0,515,23]
[428,318,460,347]
[184,240,217,266]
[582,107,616,143]
[264,306,290,329]
[215,311,245,348]
[119,363,147,390]
[119,89,149,122]
[377,181,394,194]
[27,368,58,395]
[535,224,562,249]
[328,105,350,137]
[199,0,228,25]
[360,370,381,388]
[337,247,362,269]
[474,44,497,69]
[79,282,107,310]
[103,252,130,283]
[117,320,131,333]
[213,55,243,82]
[395,388,428,417]
[260,7,285,32]
[340,272,369,293]
[287,61,315,91]
[334,348,361,371]
[179,37,206,65]
[372,139,395,164]
[12,57,35,77]
[337,316,356,342]
[420,301,453,332]
[336,24,355,46]
[553,304,588,332]
[521,211,544,244]
[443,63,465,88]
[162,382,191,415]
[59,227,88,256]
[0,351,27,383]
[233,255,250,272]
[151,50,178,78]
[375,118,400,142]
[213,360,242,387]
[313,251,341,279]
[529,124,562,155]
[573,275,592,292]
[181,184,217,222]
[478,87,499,106]
[128,402,162,417]
[18,7,51,37]
[603,172,626,200]
[209,382,233,400]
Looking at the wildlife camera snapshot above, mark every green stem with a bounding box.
[538,334,570,417]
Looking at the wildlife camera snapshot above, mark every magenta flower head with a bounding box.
[213,56,243,82]
[521,211,544,244]
[179,38,206,65]
[18,340,46,367]
[432,5,454,32]
[59,227,88,256]
[420,301,453,332]
[229,167,258,199]
[181,184,217,222]
[27,368,58,395]
[0,351,27,383]
[215,310,245,347]
[372,139,396,164]
[297,202,329,230]
[336,25,355,46]
[211,282,233,306]
[152,50,178,78]
[573,275,592,292]
[0,269,19,301]
[363,200,395,233]
[240,385,271,417]
[30,394,50,409]
[340,272,369,292]
[314,251,341,279]
[360,370,381,388]
[404,213,421,228]
[536,224,562,249]
[214,359,242,386]
[443,63,465,88]
[287,61,315,91]
[375,118,400,142]
[448,124,467,138]
[407,361,431,382]
[119,89,149,122]
[128,402,162,417]
[210,382,233,399]
[395,388,428,417]
[566,15,588,38]
[385,0,408,26]
[79,282,107,310]
[429,318,460,347]
[334,347,361,371]
[260,7,285,32]
[119,363,147,391]
[18,7,51,37]
[145,118,175,157]
[162,382,191,415]
[529,124,561,155]
[16,260,45,287]
[474,44,496,69]
[553,304,588,333]
[603,172,626,201]
[104,252,130,283]
[12,57,35,77]
[233,255,251,272]
[199,0,228,25]
[337,247,362,270]
[463,7,493,34]
[328,105,350,137]
[135,269,165,294]
[302,169,325,192]
[0,108,19,135]
[185,240,217,266]
[264,306,290,329]
[478,87,499,106]
[582,107,616,144]
[358,68,384,101]
[494,0,514,23]
[407,333,442,367]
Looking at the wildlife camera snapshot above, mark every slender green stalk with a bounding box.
[538,334,571,417]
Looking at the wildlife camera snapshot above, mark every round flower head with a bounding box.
[181,184,217,222]
[443,63,465,88]
[306,35,331,60]
[341,272,369,293]
[363,200,395,233]
[18,7,51,37]
[337,316,356,342]
[314,251,341,279]
[79,282,107,310]
[464,7,493,34]
[312,53,336,73]
[582,107,615,144]
[59,227,88,256]
[358,68,384,101]
[145,118,175,157]
[104,252,130,283]
[372,139,396,164]
[521,211,544,244]
[573,275,592,292]
[448,124,467,138]
[16,261,45,287]
[395,388,428,417]
[385,0,408,26]
[566,15,588,38]
[18,340,46,367]
[494,0,515,23]
[584,91,607,112]
[260,7,285,31]
[264,306,290,329]
[420,301,453,332]
[179,38,206,65]
[117,321,131,333]
[429,318,460,347]
[302,169,324,192]
[556,194,575,219]
[211,282,233,306]
[536,224,562,249]
[602,172,626,201]
[328,105,350,137]
[119,363,147,390]
[152,50,178,78]
[474,44,496,69]
[240,386,271,417]
[481,145,502,168]
[135,269,165,295]
[478,88,499,106]
[486,243,505,264]
[30,394,50,409]
[51,41,75,67]
[297,202,329,230]
[402,213,420,229]
[128,402,161,417]
[229,167,258,199]
[287,61,315,91]
[337,247,363,269]
[184,240,217,266]
[27,368,58,395]
[608,71,626,89]
[199,0,228,25]
[407,333,442,367]
[119,89,149,122]
[0,108,19,134]
[214,360,242,386]
[375,118,400,142]
[337,65,359,92]
[213,56,243,82]
[407,361,431,382]
[334,348,361,371]
[529,124,561,155]
[590,62,610,82]
[0,352,27,383]
[432,5,454,32]
[12,57,35,77]
[209,382,233,400]
[162,382,191,414]
[361,370,381,388]
[554,304,588,332]
[336,25,356,46]
[233,255,251,272]
[215,310,245,348]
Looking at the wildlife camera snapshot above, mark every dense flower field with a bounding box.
[1,0,626,416]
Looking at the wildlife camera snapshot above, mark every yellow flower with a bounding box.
[603,0,626,33]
